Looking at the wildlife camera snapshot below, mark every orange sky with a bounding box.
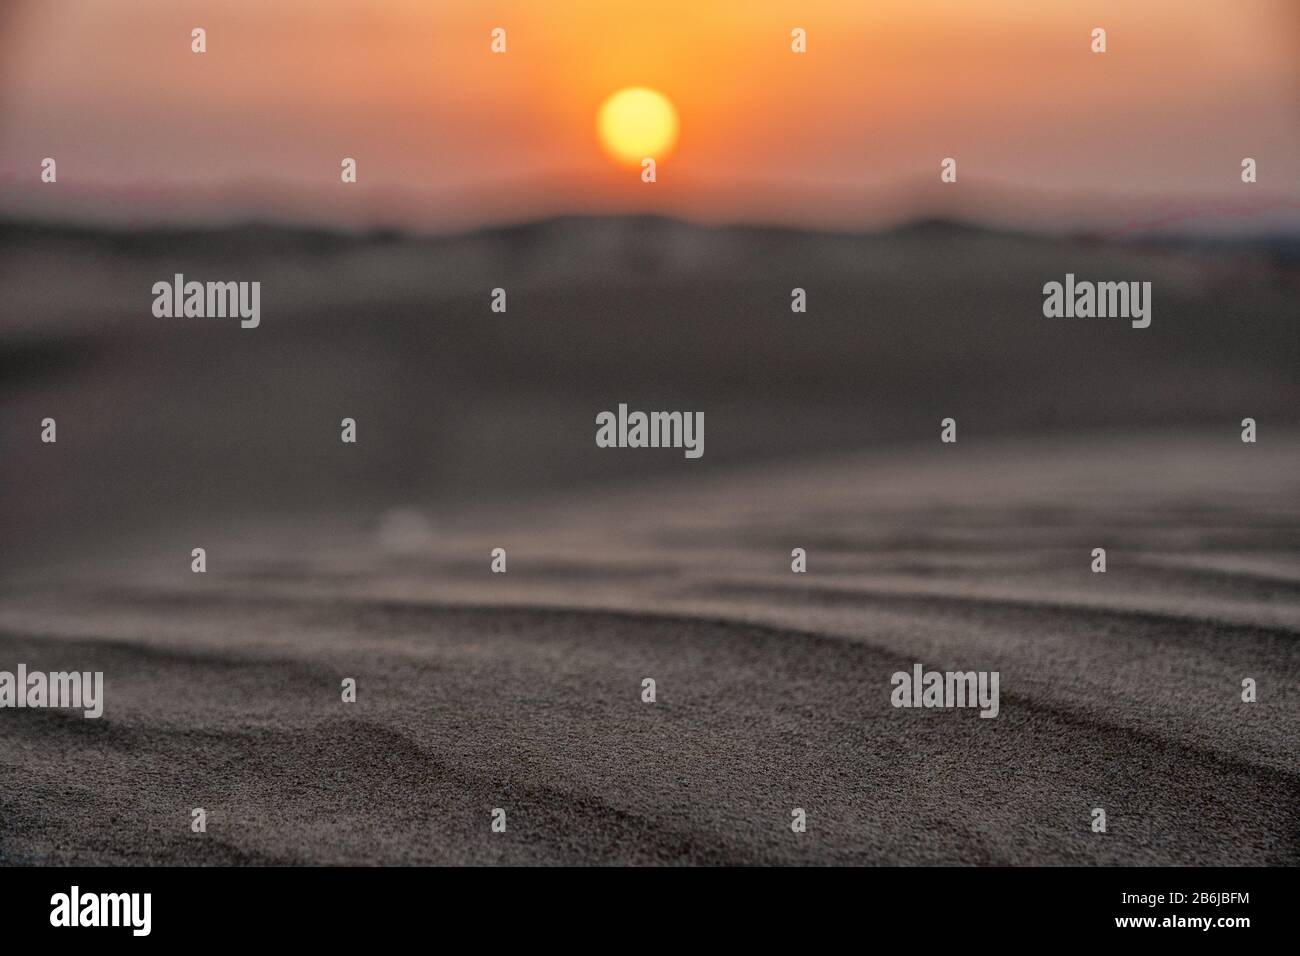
[1,0,1297,233]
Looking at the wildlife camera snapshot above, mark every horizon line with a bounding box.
[2,168,1299,243]
[3,207,1299,248]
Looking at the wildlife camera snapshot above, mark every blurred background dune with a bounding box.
[1,216,1297,572]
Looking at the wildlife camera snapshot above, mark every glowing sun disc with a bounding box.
[597,87,679,167]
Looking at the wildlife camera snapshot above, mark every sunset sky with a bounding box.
[1,0,1297,233]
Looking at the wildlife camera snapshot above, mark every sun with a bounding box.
[597,87,679,167]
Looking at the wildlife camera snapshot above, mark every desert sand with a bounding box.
[0,218,1296,864]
